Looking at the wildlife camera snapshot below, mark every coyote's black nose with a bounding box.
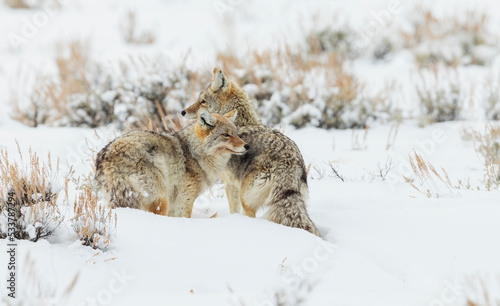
[244,144,250,150]
[181,110,186,116]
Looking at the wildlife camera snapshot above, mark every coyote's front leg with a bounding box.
[222,172,242,214]
[178,184,201,218]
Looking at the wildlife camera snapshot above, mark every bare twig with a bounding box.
[367,157,394,181]
[328,162,345,182]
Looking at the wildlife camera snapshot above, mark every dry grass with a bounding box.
[464,275,500,306]
[0,144,70,241]
[120,11,156,45]
[402,7,493,67]
[463,124,500,190]
[416,64,462,126]
[403,151,453,197]
[66,127,116,251]
[386,122,400,151]
[72,174,116,251]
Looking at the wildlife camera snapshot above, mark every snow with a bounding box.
[1,0,500,305]
[1,119,499,305]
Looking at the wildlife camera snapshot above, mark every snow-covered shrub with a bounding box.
[403,7,498,67]
[10,40,209,130]
[486,95,500,121]
[0,147,68,242]
[73,175,116,251]
[217,45,393,129]
[254,92,291,127]
[10,40,93,127]
[307,25,360,60]
[305,14,401,62]
[464,124,500,190]
[12,35,400,130]
[416,65,463,125]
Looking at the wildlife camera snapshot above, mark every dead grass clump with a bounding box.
[416,65,463,126]
[72,175,116,251]
[463,124,500,190]
[0,145,70,241]
[464,274,500,306]
[403,151,453,197]
[120,11,156,45]
[402,7,496,67]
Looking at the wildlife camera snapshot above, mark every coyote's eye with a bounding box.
[223,133,230,137]
[201,100,206,105]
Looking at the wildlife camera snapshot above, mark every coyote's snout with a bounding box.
[95,109,247,217]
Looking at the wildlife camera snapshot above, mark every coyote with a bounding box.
[95,109,248,217]
[181,69,320,236]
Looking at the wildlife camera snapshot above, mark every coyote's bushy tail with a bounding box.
[266,184,320,236]
[94,171,140,209]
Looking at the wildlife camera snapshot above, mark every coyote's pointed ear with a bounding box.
[198,109,216,128]
[211,68,229,92]
[223,110,238,123]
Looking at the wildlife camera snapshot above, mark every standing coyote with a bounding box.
[181,69,320,236]
[95,109,248,217]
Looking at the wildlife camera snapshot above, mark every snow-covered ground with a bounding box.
[1,0,500,305]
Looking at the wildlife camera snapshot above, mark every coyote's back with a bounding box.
[95,131,183,214]
[95,110,248,217]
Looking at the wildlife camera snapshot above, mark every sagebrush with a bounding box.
[464,124,500,190]
[403,7,496,67]
[10,40,208,130]
[0,145,70,241]
[72,175,116,251]
[217,43,395,129]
